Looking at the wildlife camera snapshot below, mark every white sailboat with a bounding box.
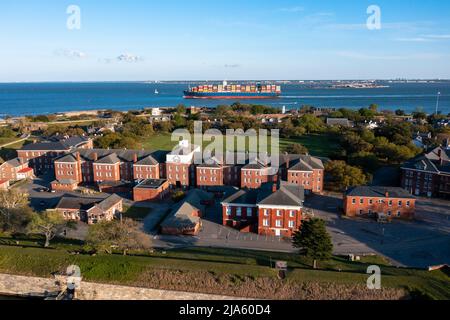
[154,89,159,95]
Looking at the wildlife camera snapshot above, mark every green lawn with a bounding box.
[141,133,339,158]
[122,205,152,220]
[0,243,448,299]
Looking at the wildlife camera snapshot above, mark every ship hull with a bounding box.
[183,91,280,99]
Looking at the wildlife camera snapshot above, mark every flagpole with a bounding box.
[435,91,441,115]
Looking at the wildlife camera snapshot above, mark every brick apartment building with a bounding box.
[17,136,93,174]
[52,149,168,191]
[401,144,450,198]
[344,186,416,220]
[53,194,123,224]
[165,140,201,188]
[221,182,305,237]
[133,179,170,202]
[0,158,34,182]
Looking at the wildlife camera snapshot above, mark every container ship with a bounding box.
[183,81,281,99]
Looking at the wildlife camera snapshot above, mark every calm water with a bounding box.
[0,82,449,116]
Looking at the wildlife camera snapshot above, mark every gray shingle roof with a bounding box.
[257,183,304,206]
[161,189,213,229]
[55,194,122,211]
[346,186,414,199]
[95,153,121,164]
[21,136,90,151]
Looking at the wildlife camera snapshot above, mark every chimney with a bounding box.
[272,184,278,193]
[385,191,389,198]
[93,152,98,161]
[438,149,442,159]
[133,153,138,163]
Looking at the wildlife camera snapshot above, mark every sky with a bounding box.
[1,0,450,81]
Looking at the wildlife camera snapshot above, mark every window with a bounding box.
[288,221,295,228]
[397,211,401,217]
[275,220,282,227]
[388,211,392,216]
[236,208,242,217]
[360,199,364,204]
[369,199,373,205]
[406,201,410,207]
[264,209,269,216]
[226,207,232,216]
[352,198,356,204]
[263,219,269,227]
[388,200,393,206]
[398,201,403,206]
[247,208,252,217]
[289,210,295,218]
[359,210,363,215]
[276,210,282,217]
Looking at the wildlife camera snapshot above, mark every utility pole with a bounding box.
[435,91,441,115]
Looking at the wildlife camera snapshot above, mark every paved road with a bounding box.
[0,134,30,148]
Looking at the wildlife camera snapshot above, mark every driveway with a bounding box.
[305,193,450,268]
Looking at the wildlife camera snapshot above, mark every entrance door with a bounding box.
[275,229,281,237]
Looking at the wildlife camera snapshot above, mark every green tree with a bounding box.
[325,160,368,191]
[87,219,152,255]
[299,114,325,134]
[28,212,75,247]
[285,143,309,155]
[292,218,333,269]
[0,189,30,232]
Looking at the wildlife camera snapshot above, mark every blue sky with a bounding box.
[1,0,450,81]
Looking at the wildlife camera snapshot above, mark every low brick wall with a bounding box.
[0,273,240,300]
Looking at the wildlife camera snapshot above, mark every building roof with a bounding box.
[135,155,159,166]
[55,149,168,165]
[346,186,415,199]
[0,179,9,185]
[135,179,167,189]
[223,182,304,207]
[327,118,353,127]
[257,183,304,207]
[21,136,90,151]
[161,189,213,230]
[95,153,121,164]
[284,154,325,171]
[17,167,33,174]
[55,194,122,211]
[4,158,23,168]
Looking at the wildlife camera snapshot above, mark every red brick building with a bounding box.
[17,136,93,175]
[166,140,201,188]
[0,158,34,181]
[52,149,167,191]
[222,182,305,237]
[284,155,324,194]
[401,145,450,198]
[344,186,416,220]
[133,179,170,202]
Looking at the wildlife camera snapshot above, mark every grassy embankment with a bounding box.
[0,236,448,300]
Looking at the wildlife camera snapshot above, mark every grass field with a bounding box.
[122,205,152,220]
[141,133,339,158]
[0,241,448,299]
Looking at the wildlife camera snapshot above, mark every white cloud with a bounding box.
[55,49,87,59]
[224,64,240,68]
[421,34,450,39]
[395,37,430,42]
[117,53,143,63]
[278,6,304,13]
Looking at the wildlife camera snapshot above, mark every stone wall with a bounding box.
[0,273,241,300]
